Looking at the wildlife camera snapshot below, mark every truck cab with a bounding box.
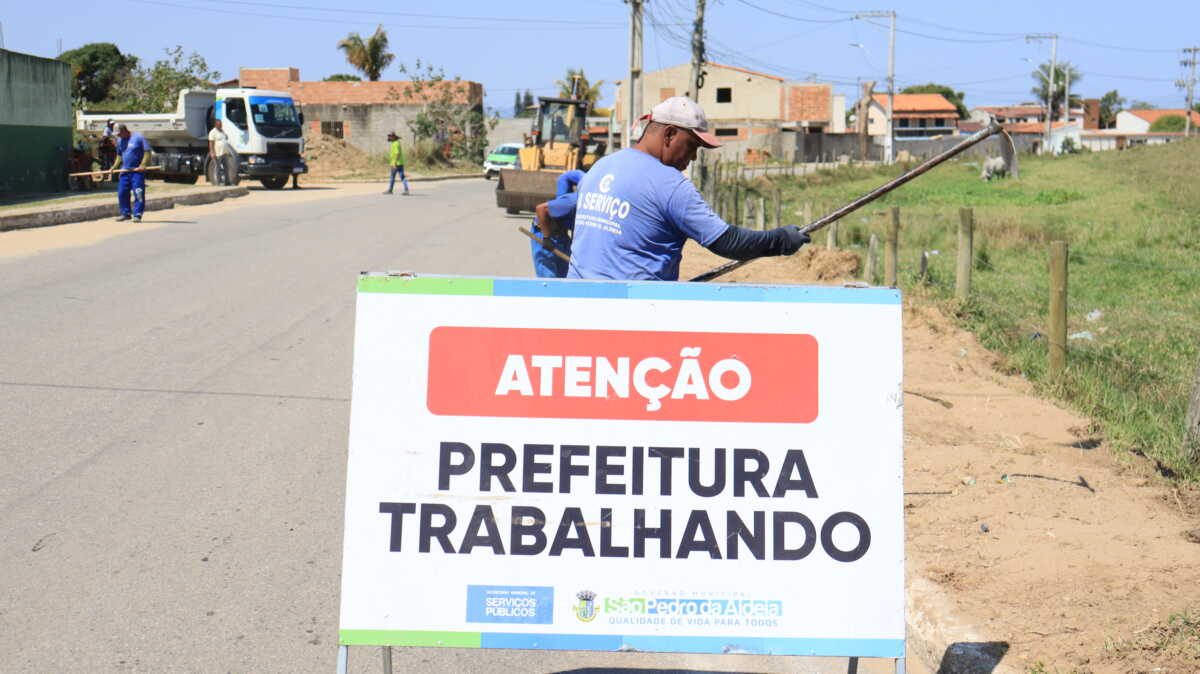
[216,88,307,189]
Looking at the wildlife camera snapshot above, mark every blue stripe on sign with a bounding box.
[396,274,901,305]
[621,635,905,657]
[480,632,624,650]
[492,278,628,299]
[477,632,903,657]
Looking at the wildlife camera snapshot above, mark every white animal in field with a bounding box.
[980,155,1008,182]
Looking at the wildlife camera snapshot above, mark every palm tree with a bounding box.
[1030,61,1083,119]
[555,68,604,112]
[337,25,395,82]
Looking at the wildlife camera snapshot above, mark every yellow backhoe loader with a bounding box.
[495,95,607,214]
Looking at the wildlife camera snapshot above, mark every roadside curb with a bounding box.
[0,186,249,233]
[906,577,1019,673]
[314,174,484,185]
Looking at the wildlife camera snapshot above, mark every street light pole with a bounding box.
[1027,33,1058,155]
[856,11,897,164]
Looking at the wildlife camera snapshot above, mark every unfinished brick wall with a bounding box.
[787,84,832,123]
[238,68,482,106]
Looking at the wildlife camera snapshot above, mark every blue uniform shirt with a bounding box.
[567,149,727,281]
[118,133,151,168]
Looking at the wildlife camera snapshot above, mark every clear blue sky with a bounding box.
[5,0,1197,116]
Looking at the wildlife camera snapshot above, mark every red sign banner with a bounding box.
[426,327,818,423]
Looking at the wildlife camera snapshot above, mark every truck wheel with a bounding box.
[260,176,289,190]
[505,207,520,215]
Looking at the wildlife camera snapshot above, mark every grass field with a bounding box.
[758,140,1200,479]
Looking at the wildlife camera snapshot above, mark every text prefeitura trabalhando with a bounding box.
[377,442,872,563]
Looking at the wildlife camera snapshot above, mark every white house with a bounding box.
[1115,109,1200,133]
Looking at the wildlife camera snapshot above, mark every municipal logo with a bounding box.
[573,590,598,622]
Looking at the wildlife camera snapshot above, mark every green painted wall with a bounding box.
[0,49,73,193]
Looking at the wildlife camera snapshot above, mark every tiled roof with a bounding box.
[872,93,957,112]
[1127,109,1200,125]
[976,105,1044,117]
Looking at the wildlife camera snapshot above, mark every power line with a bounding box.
[198,0,627,25]
[131,0,627,29]
[735,0,855,23]
[1060,36,1179,54]
[859,18,1022,44]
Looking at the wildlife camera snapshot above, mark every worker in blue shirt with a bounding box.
[107,124,152,222]
[529,169,585,278]
[568,97,809,281]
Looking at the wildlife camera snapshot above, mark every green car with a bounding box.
[483,142,522,179]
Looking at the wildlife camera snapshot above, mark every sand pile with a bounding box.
[678,240,861,284]
[303,133,374,178]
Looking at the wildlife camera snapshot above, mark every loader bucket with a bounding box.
[496,169,563,214]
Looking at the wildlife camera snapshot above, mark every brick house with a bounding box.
[236,67,484,155]
[613,62,845,150]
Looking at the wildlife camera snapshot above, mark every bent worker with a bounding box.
[529,169,584,278]
[108,124,152,223]
[568,97,809,281]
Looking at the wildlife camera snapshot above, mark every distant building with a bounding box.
[863,93,958,138]
[1115,109,1200,133]
[970,105,1045,126]
[612,62,845,155]
[972,100,1099,130]
[0,48,73,193]
[235,67,484,155]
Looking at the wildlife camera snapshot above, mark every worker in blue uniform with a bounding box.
[107,124,153,222]
[529,169,585,278]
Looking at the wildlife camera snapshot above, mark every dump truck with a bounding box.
[76,88,307,189]
[495,96,606,214]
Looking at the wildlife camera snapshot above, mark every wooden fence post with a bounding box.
[956,207,974,300]
[885,206,900,287]
[828,221,839,249]
[865,233,879,284]
[1048,241,1069,379]
[1185,357,1200,466]
[757,196,766,230]
[803,201,812,226]
[774,189,782,227]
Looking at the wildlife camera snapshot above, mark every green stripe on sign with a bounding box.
[339,630,482,647]
[357,276,493,296]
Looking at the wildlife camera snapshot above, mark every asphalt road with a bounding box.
[0,180,902,673]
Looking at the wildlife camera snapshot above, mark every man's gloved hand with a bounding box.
[779,225,812,255]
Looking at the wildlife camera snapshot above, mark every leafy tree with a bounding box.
[1099,89,1125,128]
[324,73,362,82]
[392,60,498,163]
[336,25,394,81]
[519,90,536,118]
[58,42,138,105]
[556,68,604,112]
[513,91,522,118]
[1130,101,1156,110]
[900,83,967,119]
[103,46,220,113]
[1030,61,1083,118]
[1149,115,1187,132]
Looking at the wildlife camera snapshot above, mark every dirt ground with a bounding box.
[681,243,1200,673]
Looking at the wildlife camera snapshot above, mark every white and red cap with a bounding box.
[649,96,721,148]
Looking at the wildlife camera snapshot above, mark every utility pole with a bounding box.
[625,0,645,149]
[855,11,896,164]
[688,0,706,102]
[1178,47,1199,137]
[1027,34,1058,155]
